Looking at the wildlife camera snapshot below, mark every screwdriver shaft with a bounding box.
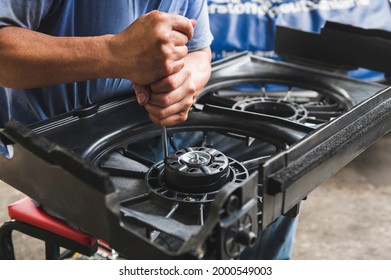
[161,126,168,162]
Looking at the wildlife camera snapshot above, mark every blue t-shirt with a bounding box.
[0,0,213,127]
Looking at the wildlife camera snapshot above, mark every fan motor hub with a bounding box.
[179,150,211,167]
[164,147,230,193]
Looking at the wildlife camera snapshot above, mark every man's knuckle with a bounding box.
[165,77,177,90]
[189,83,196,94]
[149,10,166,22]
[185,99,193,108]
[158,32,171,44]
[161,61,173,75]
[156,109,166,119]
[161,95,171,106]
[178,112,188,122]
[159,43,169,56]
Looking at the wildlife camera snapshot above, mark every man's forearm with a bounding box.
[0,26,113,89]
[0,12,196,89]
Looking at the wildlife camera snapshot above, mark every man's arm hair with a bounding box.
[0,11,194,89]
[0,26,113,89]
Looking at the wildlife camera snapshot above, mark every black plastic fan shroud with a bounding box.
[0,52,389,259]
[91,53,357,256]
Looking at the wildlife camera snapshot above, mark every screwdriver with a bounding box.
[161,126,168,162]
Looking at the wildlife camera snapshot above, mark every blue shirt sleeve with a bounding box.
[185,0,214,52]
[0,0,57,30]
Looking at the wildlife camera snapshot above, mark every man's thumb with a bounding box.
[134,83,150,106]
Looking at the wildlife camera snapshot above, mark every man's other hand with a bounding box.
[108,11,195,85]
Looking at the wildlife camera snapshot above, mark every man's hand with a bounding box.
[134,66,196,126]
[134,47,212,126]
[108,11,195,85]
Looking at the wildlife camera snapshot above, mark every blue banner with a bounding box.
[208,0,391,63]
